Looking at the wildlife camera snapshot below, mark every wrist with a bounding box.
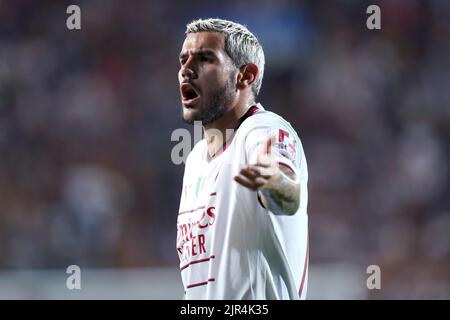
[261,167,282,192]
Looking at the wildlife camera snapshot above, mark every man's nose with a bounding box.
[180,57,197,80]
[181,66,197,80]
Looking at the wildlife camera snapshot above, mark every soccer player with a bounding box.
[176,18,309,300]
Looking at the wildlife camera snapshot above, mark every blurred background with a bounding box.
[0,0,449,299]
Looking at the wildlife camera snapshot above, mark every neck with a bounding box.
[203,101,255,158]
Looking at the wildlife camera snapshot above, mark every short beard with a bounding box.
[182,77,235,126]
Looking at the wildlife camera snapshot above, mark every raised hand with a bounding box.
[234,135,279,191]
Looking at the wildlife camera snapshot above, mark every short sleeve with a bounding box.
[245,125,301,177]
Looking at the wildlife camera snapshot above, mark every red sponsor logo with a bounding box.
[198,207,216,229]
[177,205,217,262]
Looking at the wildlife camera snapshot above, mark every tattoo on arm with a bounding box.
[259,166,300,215]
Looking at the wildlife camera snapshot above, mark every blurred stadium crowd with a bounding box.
[0,0,449,298]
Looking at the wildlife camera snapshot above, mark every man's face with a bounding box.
[178,32,237,125]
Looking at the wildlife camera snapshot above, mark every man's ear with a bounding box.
[236,63,258,91]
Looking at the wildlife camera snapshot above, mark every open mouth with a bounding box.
[180,83,200,107]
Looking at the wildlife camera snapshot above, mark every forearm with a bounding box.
[258,169,300,215]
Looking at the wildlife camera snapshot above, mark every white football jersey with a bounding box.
[177,103,309,300]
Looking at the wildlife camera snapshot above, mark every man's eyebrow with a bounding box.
[179,49,216,60]
[196,49,216,56]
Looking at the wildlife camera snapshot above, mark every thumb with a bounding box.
[262,134,276,156]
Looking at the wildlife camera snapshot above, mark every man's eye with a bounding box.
[200,56,211,62]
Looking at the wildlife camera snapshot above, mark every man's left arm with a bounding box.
[234,135,300,215]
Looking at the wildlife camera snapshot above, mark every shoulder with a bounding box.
[239,104,301,142]
[239,104,306,169]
